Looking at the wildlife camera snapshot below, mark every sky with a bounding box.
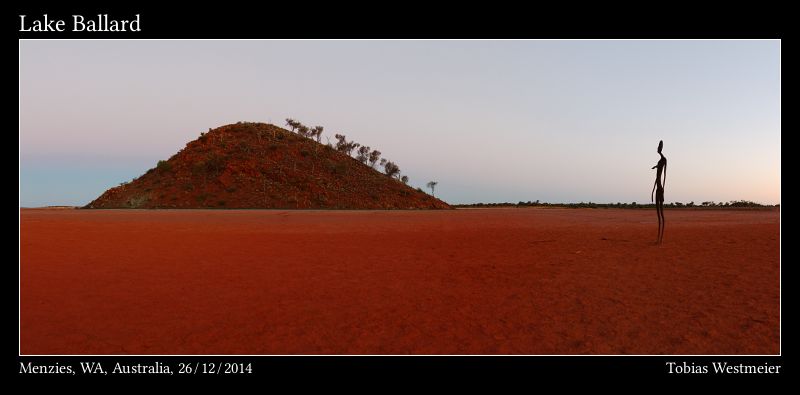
[20,40,780,206]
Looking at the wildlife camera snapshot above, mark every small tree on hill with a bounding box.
[297,124,310,137]
[346,142,361,156]
[334,134,348,152]
[156,160,171,171]
[356,146,371,164]
[427,181,438,197]
[285,118,300,133]
[384,161,400,178]
[334,134,361,157]
[311,126,324,142]
[369,150,382,168]
[401,175,409,185]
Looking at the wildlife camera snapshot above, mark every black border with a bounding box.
[14,356,788,381]
[15,4,783,39]
[16,2,784,383]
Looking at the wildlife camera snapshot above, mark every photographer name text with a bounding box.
[666,361,781,375]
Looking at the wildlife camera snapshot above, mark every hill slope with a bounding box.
[86,122,450,209]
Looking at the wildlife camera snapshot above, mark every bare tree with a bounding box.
[427,181,438,197]
[368,150,382,168]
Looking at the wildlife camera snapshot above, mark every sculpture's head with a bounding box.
[657,140,663,154]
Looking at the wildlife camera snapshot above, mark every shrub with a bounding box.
[127,195,148,208]
[297,125,310,137]
[326,160,347,175]
[156,160,171,172]
[204,152,226,174]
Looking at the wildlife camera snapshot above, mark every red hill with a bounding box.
[86,122,450,209]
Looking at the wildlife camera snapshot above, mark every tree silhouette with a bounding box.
[356,146,371,164]
[311,126,324,142]
[297,124,310,138]
[401,175,409,184]
[384,161,400,178]
[334,134,348,152]
[347,142,361,156]
[369,150,382,168]
[427,181,438,197]
[285,118,300,133]
[333,134,361,156]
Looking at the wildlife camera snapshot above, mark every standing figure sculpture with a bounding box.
[651,140,667,244]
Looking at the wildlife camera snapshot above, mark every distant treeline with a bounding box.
[453,200,778,209]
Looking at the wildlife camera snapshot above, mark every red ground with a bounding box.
[20,208,779,354]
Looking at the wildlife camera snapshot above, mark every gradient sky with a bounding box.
[20,40,780,206]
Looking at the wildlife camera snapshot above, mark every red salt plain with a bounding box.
[20,208,779,354]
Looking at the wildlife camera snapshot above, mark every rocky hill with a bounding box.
[85,122,450,209]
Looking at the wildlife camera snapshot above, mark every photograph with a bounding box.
[17,17,781,379]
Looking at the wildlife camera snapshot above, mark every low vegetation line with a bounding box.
[454,200,778,209]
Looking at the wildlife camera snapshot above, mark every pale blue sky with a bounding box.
[20,40,780,206]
